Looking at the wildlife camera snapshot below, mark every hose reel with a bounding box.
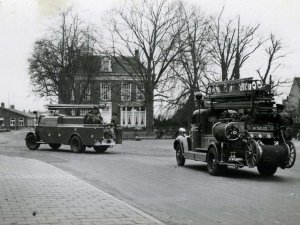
[212,122,241,142]
[245,139,290,168]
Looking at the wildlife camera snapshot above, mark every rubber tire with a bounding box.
[25,133,40,150]
[175,144,185,166]
[257,163,277,176]
[49,143,61,150]
[70,136,85,153]
[93,146,109,153]
[207,146,220,176]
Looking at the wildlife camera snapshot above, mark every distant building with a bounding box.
[283,77,300,123]
[71,55,146,128]
[0,103,36,129]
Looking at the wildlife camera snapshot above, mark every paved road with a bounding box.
[1,131,300,225]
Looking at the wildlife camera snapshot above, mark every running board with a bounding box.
[184,151,207,162]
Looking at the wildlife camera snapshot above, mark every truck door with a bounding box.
[191,114,201,150]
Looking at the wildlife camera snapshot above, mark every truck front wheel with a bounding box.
[25,133,40,150]
[175,144,185,166]
[70,136,85,153]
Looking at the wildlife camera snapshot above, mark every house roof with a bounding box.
[0,107,36,118]
[293,77,300,86]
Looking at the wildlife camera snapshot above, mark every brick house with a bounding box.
[72,55,146,128]
[284,77,300,123]
[0,103,36,130]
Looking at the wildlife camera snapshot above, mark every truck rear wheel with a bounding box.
[49,143,61,150]
[93,146,109,153]
[257,163,277,176]
[25,133,40,150]
[207,146,220,176]
[70,136,85,153]
[175,144,185,166]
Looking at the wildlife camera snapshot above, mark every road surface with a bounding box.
[1,131,300,225]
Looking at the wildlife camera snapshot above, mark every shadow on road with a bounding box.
[31,147,119,155]
[184,164,289,182]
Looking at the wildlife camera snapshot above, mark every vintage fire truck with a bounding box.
[25,104,122,153]
[173,78,296,176]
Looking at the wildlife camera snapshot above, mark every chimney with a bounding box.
[1,102,4,108]
[10,105,15,110]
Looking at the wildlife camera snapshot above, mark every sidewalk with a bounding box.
[0,155,165,225]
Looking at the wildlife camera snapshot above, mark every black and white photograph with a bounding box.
[0,0,300,224]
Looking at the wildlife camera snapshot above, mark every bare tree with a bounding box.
[108,0,186,130]
[209,9,262,81]
[166,5,211,126]
[29,8,100,105]
[256,34,289,95]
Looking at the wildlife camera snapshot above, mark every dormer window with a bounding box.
[101,56,112,72]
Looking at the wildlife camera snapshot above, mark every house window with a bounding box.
[71,88,75,101]
[19,118,24,126]
[80,83,91,100]
[101,57,112,72]
[100,83,111,100]
[0,117,4,127]
[136,84,144,101]
[10,118,16,126]
[121,83,131,101]
[80,109,89,116]
[120,106,146,127]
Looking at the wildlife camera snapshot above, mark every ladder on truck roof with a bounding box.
[46,104,106,110]
[203,77,274,111]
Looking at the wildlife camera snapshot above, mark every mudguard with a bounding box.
[173,134,190,152]
[207,142,221,161]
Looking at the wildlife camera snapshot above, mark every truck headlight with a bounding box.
[179,128,186,135]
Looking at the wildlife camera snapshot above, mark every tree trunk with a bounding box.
[145,100,154,133]
[221,63,228,81]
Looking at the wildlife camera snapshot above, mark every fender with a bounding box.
[25,131,40,141]
[173,134,190,152]
[69,132,82,144]
[207,142,221,161]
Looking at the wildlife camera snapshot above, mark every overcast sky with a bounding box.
[0,0,299,112]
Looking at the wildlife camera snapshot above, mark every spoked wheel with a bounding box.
[70,136,86,153]
[285,141,296,168]
[207,146,220,176]
[25,133,40,150]
[93,146,109,153]
[49,143,61,150]
[245,139,262,168]
[175,144,185,166]
[257,163,277,176]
